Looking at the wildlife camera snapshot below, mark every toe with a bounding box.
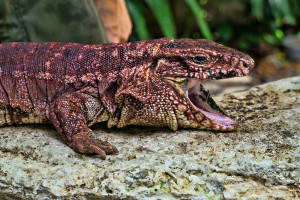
[72,132,118,159]
[98,142,119,154]
[90,145,107,159]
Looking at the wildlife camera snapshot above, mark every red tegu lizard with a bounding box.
[0,38,254,159]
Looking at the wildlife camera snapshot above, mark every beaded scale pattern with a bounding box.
[0,38,254,159]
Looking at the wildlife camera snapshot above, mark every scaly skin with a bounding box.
[0,38,254,159]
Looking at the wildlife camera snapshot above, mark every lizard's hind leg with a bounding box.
[49,92,118,159]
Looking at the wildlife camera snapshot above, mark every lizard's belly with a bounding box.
[0,104,49,126]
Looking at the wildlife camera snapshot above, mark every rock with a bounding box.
[0,77,299,200]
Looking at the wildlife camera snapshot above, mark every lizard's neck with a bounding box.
[81,41,154,116]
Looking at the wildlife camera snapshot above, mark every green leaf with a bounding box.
[126,0,150,40]
[184,0,213,40]
[274,29,284,40]
[278,0,296,25]
[145,0,176,38]
[268,0,283,26]
[263,33,280,45]
[251,0,264,20]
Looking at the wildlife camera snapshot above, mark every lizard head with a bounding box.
[149,38,254,131]
[113,38,254,131]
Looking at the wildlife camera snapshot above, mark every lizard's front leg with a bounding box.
[49,92,118,159]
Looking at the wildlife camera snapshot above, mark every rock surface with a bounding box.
[0,77,299,200]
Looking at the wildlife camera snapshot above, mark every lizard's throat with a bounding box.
[166,78,238,130]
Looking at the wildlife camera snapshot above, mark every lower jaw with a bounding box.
[165,77,239,131]
[199,110,238,131]
[187,80,238,131]
[183,109,238,131]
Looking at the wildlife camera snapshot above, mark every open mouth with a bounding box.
[164,77,238,131]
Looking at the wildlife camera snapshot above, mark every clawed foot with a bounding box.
[73,132,118,159]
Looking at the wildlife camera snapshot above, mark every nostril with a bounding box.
[243,62,248,68]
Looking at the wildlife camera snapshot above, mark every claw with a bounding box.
[112,145,119,154]
[98,143,119,154]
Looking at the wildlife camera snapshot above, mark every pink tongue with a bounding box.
[200,110,238,126]
[187,78,237,127]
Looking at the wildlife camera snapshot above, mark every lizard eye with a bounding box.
[193,56,208,64]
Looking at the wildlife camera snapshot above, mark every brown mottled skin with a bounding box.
[0,38,254,159]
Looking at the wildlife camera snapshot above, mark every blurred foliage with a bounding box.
[126,0,300,51]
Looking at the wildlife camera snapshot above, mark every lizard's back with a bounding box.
[0,42,113,125]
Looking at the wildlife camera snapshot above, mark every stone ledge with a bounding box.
[0,77,299,200]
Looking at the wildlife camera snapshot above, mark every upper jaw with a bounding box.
[163,77,238,131]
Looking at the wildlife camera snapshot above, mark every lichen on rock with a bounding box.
[0,77,299,199]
